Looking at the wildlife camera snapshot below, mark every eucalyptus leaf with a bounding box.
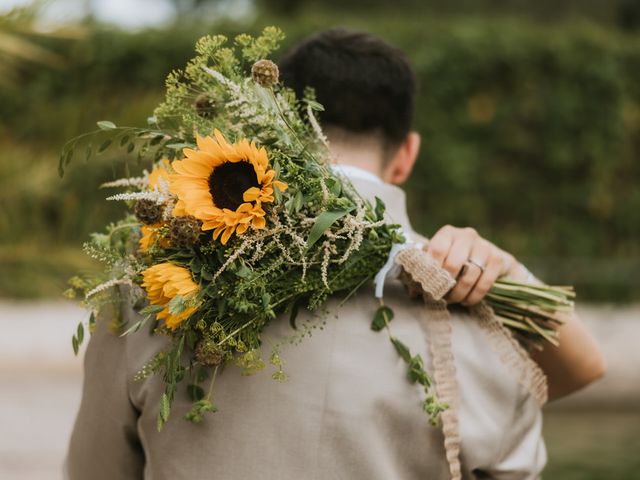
[371,305,394,331]
[390,337,411,363]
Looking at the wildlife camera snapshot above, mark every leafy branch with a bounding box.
[371,301,448,426]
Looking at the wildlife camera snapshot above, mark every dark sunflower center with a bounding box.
[208,161,260,210]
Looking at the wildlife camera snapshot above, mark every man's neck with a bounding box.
[326,128,385,179]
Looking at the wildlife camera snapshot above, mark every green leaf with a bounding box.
[165,143,190,150]
[390,337,411,363]
[305,99,325,111]
[285,189,303,214]
[119,316,150,337]
[407,354,431,387]
[88,311,96,331]
[76,322,84,344]
[150,135,164,146]
[168,295,186,315]
[235,264,252,278]
[306,207,354,249]
[72,335,79,355]
[97,120,116,130]
[126,143,135,154]
[374,196,386,220]
[200,267,212,281]
[119,135,130,146]
[261,293,271,309]
[326,177,341,196]
[289,297,301,329]
[138,304,164,316]
[371,305,394,331]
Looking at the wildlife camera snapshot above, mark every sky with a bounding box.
[0,0,252,29]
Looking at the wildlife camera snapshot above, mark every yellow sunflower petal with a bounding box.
[243,187,262,202]
[259,169,275,184]
[220,226,235,244]
[252,216,266,229]
[212,225,226,240]
[272,180,288,191]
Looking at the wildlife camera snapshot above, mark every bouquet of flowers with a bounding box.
[62,27,574,431]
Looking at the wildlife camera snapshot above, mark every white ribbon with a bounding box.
[373,234,424,298]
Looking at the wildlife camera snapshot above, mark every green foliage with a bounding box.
[370,305,393,331]
[184,399,218,423]
[373,303,447,425]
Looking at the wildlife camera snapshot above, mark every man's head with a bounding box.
[279,28,421,185]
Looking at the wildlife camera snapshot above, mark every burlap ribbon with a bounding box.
[395,247,548,480]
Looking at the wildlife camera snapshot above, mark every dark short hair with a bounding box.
[279,28,417,146]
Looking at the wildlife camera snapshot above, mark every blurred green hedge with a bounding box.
[1,12,638,300]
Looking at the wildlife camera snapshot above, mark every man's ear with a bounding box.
[381,132,421,185]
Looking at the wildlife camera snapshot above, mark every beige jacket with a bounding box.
[66,175,546,480]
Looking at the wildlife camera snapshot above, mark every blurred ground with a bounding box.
[0,301,638,479]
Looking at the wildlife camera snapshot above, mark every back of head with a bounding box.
[279,28,417,150]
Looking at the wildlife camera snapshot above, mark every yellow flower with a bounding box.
[141,263,200,330]
[139,223,172,253]
[170,129,287,244]
[138,161,186,253]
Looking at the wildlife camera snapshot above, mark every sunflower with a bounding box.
[170,130,287,244]
[141,263,200,330]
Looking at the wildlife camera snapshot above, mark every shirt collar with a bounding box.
[331,165,414,234]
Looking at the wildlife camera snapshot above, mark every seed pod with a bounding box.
[134,199,164,225]
[168,215,202,248]
[195,340,224,367]
[251,59,279,88]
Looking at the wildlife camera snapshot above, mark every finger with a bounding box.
[425,225,455,266]
[441,230,477,279]
[462,252,506,306]
[446,240,491,304]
